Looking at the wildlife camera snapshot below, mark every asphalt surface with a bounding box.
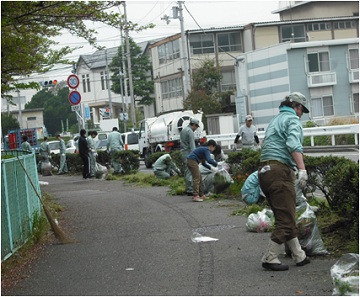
[6,173,337,296]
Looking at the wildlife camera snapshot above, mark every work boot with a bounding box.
[286,237,310,266]
[262,240,289,271]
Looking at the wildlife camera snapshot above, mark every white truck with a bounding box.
[138,110,207,168]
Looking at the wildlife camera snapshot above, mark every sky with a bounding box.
[4,1,284,109]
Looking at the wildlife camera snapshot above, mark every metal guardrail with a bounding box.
[207,124,359,149]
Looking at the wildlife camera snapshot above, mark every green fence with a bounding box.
[1,151,42,261]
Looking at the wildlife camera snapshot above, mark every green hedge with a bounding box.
[226,150,359,239]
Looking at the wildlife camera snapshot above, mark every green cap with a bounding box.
[287,92,309,113]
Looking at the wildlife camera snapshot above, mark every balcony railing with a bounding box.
[349,69,359,83]
[307,72,337,88]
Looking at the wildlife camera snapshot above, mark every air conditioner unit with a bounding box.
[230,95,236,104]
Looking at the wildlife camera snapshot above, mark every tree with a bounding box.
[25,85,77,136]
[183,60,223,115]
[1,113,20,136]
[109,37,154,106]
[1,1,154,98]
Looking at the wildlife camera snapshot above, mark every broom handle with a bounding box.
[17,156,46,206]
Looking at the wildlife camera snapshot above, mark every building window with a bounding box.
[353,93,359,113]
[308,52,330,73]
[221,71,236,91]
[161,78,183,99]
[82,74,91,93]
[307,22,331,31]
[100,71,108,90]
[27,117,36,121]
[349,49,359,70]
[334,21,356,29]
[217,32,241,52]
[311,95,334,117]
[189,34,214,54]
[280,24,306,42]
[158,39,180,65]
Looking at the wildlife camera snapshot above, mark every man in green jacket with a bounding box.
[57,134,68,175]
[21,135,32,152]
[180,118,199,195]
[107,127,124,174]
[153,154,181,179]
[258,92,310,271]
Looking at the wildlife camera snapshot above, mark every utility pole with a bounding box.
[119,70,126,132]
[123,1,136,128]
[177,1,191,98]
[162,1,191,99]
[105,49,113,119]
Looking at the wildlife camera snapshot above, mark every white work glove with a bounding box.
[218,161,225,166]
[298,169,308,189]
[94,152,98,157]
[211,166,219,173]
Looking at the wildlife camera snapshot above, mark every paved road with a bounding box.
[6,173,336,296]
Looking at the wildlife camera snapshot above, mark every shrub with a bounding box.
[305,155,359,240]
[324,161,359,239]
[227,148,260,176]
[115,150,140,174]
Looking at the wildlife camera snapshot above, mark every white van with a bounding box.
[95,131,139,152]
[121,131,139,152]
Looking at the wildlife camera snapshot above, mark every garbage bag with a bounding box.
[41,160,52,176]
[296,203,328,256]
[95,162,108,179]
[200,165,215,195]
[213,163,233,193]
[331,253,359,296]
[246,208,274,233]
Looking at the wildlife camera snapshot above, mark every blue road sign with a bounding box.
[68,91,81,105]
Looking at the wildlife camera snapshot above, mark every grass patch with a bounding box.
[118,172,186,195]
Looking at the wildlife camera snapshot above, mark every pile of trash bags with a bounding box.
[331,253,359,296]
[246,203,328,256]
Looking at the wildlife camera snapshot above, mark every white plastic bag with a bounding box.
[246,209,274,233]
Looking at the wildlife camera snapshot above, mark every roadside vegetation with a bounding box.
[39,146,360,258]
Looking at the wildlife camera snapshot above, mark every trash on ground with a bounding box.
[191,232,219,243]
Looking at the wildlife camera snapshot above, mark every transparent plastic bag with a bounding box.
[331,253,359,296]
[246,208,274,233]
[296,203,328,255]
[213,163,233,193]
[95,162,108,179]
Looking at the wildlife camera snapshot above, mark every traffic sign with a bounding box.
[68,90,81,105]
[67,74,80,89]
[71,105,81,112]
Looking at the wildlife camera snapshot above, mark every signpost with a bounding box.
[67,74,80,89]
[68,90,81,106]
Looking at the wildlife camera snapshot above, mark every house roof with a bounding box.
[76,39,160,70]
